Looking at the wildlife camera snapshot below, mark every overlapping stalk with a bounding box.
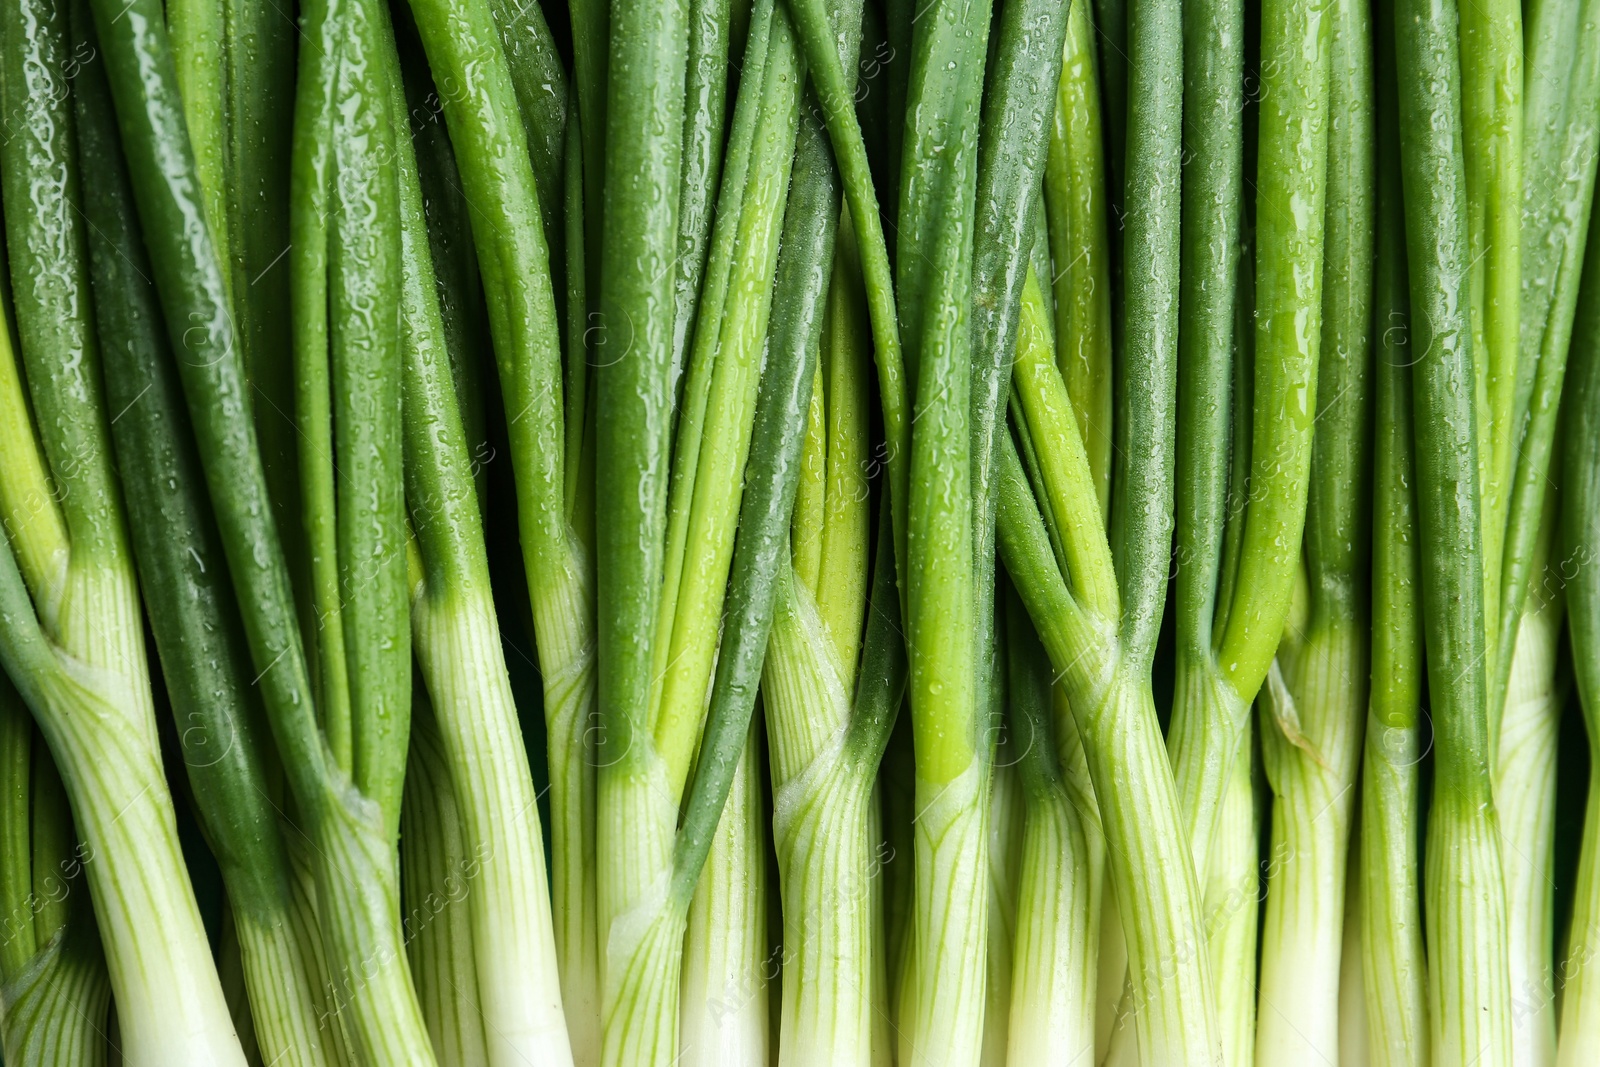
[1560,209,1600,1064]
[74,0,445,1054]
[1161,0,1327,1020]
[1254,0,1373,1057]
[998,337,1216,1063]
[1459,0,1522,709]
[1495,492,1566,1064]
[1000,461,1101,1066]
[1358,15,1428,1059]
[400,696,489,1067]
[1393,0,1513,1053]
[0,675,110,1066]
[886,0,995,1050]
[0,0,246,1053]
[404,0,604,1056]
[735,12,901,1064]
[73,9,341,1060]
[998,0,1217,1057]
[1500,9,1600,1060]
[387,14,574,1053]
[587,0,834,1060]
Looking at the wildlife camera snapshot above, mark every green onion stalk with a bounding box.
[1132,0,1247,1051]
[764,417,906,1067]
[879,0,1075,1051]
[1095,0,1321,1058]
[1045,0,1114,523]
[998,285,1104,1067]
[997,0,1213,1054]
[884,0,997,1047]
[756,73,910,1065]
[1503,4,1600,1059]
[1253,0,1373,1057]
[385,7,580,1054]
[401,0,605,1055]
[1394,0,1515,1052]
[70,6,350,1061]
[400,694,489,1067]
[1560,204,1600,1065]
[0,673,111,1066]
[1458,0,1522,708]
[999,288,1215,1063]
[0,0,248,1054]
[1039,13,1118,1057]
[1205,717,1258,1067]
[665,5,810,1055]
[1495,487,1567,1063]
[73,0,445,1052]
[979,0,1079,1058]
[1143,0,1330,1048]
[590,0,833,1059]
[998,35,1209,1067]
[1358,14,1428,1060]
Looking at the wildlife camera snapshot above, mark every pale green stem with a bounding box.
[597,757,683,1067]
[537,573,602,1067]
[0,918,110,1066]
[285,833,356,1065]
[411,588,573,1063]
[1205,731,1258,1067]
[765,576,874,1067]
[400,695,490,1067]
[1339,844,1368,1067]
[309,788,435,1067]
[235,906,348,1067]
[1358,709,1428,1067]
[1496,586,1565,1064]
[898,760,990,1067]
[1005,713,1100,1066]
[18,573,245,1065]
[679,726,769,1065]
[979,748,1023,1066]
[1558,764,1600,1065]
[1426,798,1512,1063]
[1256,625,1366,1065]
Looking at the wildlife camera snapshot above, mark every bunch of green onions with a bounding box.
[2,0,1600,1063]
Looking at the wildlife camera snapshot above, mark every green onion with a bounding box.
[1560,188,1600,1065]
[1045,0,1115,518]
[387,3,575,1051]
[76,0,441,1052]
[74,7,340,1059]
[1393,0,1513,1052]
[1358,9,1429,1059]
[890,0,993,1054]
[1498,18,1600,1057]
[400,694,490,1067]
[401,0,599,1052]
[1000,481,1100,1064]
[1459,0,1522,708]
[1494,486,1566,1065]
[1163,0,1328,925]
[1254,0,1373,1056]
[592,0,822,1058]
[0,0,246,1053]
[1001,257,1217,1067]
[0,672,111,1065]
[1205,716,1259,1067]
